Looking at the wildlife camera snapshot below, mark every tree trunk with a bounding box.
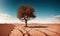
[25,19,28,27]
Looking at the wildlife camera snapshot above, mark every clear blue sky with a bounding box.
[0,0,60,19]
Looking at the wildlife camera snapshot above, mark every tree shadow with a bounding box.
[28,26,48,28]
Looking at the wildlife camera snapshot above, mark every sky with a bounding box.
[0,0,60,23]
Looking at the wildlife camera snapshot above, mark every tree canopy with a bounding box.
[17,5,36,21]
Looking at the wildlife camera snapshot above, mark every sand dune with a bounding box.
[0,24,60,36]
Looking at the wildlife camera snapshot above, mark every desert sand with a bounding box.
[0,24,60,36]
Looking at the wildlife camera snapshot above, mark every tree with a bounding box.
[17,4,36,27]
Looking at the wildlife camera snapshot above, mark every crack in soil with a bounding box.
[45,29,60,35]
[18,27,32,36]
[33,29,50,36]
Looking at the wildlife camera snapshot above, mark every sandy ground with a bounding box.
[0,24,60,36]
[0,24,15,36]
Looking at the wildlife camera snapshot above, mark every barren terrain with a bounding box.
[0,24,60,36]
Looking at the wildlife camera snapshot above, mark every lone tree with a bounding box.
[17,4,36,27]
